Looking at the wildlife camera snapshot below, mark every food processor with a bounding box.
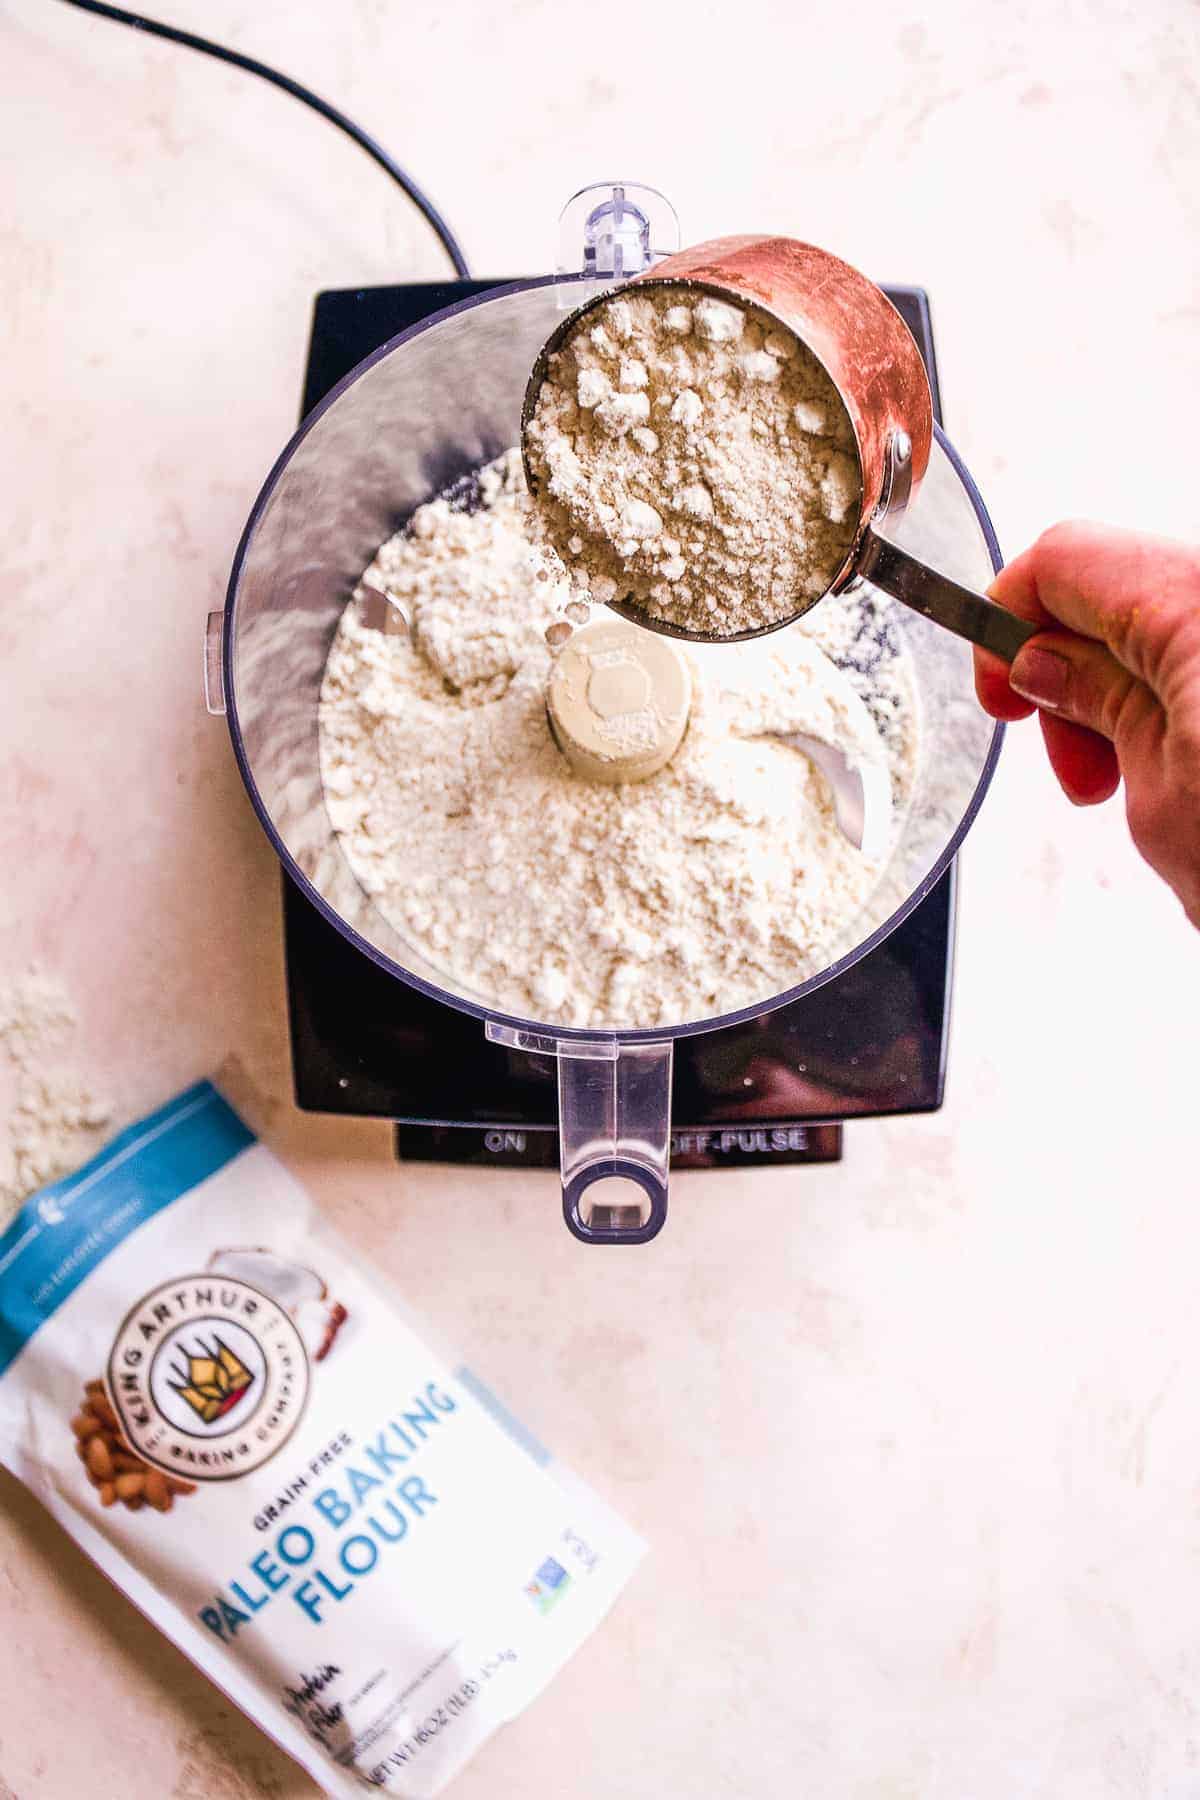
[207,183,1003,1244]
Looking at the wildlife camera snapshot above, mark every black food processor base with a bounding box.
[285,278,954,1171]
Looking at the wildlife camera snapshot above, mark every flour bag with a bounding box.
[0,1082,645,1797]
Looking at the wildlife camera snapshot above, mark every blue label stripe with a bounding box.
[0,1080,255,1378]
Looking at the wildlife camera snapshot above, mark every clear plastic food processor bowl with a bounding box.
[214,275,1002,1243]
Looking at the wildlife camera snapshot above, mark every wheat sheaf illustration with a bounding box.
[168,1335,255,1423]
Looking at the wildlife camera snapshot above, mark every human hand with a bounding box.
[973,521,1200,927]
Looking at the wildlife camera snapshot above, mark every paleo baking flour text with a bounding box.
[200,1378,460,1636]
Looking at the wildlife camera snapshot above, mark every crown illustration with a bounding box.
[169,1334,255,1423]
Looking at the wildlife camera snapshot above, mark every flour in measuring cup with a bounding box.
[318,450,918,1031]
[524,286,862,638]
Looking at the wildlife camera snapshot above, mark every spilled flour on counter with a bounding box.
[318,450,918,1030]
[0,968,111,1220]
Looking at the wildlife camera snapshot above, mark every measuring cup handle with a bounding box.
[858,527,1037,664]
[557,1041,674,1245]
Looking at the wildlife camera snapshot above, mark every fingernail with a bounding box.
[1009,646,1069,711]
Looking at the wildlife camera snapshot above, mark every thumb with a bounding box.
[1008,629,1152,745]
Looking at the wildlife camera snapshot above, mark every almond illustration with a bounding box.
[70,1378,196,1516]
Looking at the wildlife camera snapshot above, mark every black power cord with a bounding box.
[54,0,471,278]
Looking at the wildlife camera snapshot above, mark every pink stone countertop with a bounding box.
[4,1,1200,1795]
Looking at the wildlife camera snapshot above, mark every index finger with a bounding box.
[973,519,1200,718]
[990,520,1200,691]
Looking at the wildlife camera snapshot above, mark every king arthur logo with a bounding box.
[108,1275,310,1482]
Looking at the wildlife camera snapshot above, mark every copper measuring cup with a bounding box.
[521,234,1035,662]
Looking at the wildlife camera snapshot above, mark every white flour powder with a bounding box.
[318,452,917,1031]
[524,286,862,637]
[0,968,110,1219]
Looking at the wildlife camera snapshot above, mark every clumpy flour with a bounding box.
[523,286,862,637]
[318,450,918,1031]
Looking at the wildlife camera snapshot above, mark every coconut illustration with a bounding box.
[206,1247,348,1361]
